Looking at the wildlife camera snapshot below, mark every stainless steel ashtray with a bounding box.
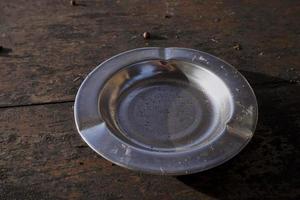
[74,47,258,175]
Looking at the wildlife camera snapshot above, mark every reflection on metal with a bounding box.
[74,47,258,175]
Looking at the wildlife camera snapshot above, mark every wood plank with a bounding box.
[0,0,299,106]
[0,102,212,200]
[1,78,299,199]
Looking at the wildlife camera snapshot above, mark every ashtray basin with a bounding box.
[74,47,258,175]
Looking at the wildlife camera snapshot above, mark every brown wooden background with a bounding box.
[0,0,299,199]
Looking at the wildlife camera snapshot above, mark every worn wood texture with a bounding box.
[1,79,299,199]
[0,0,299,106]
[0,103,214,200]
[0,0,299,199]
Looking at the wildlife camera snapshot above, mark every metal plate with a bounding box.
[74,47,258,175]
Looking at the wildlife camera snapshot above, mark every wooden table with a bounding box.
[1,0,299,199]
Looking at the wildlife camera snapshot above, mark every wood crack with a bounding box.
[0,100,74,109]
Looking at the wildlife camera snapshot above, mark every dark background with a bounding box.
[0,0,299,199]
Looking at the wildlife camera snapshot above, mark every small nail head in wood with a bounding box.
[142,32,150,39]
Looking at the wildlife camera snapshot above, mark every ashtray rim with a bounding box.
[74,47,258,175]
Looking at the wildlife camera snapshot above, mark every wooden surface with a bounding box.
[0,0,299,199]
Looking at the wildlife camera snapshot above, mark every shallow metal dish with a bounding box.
[74,47,258,175]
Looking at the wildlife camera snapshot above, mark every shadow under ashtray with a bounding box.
[177,71,300,199]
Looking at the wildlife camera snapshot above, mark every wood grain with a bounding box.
[0,0,299,106]
[0,102,213,200]
[1,78,299,199]
[0,0,299,199]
